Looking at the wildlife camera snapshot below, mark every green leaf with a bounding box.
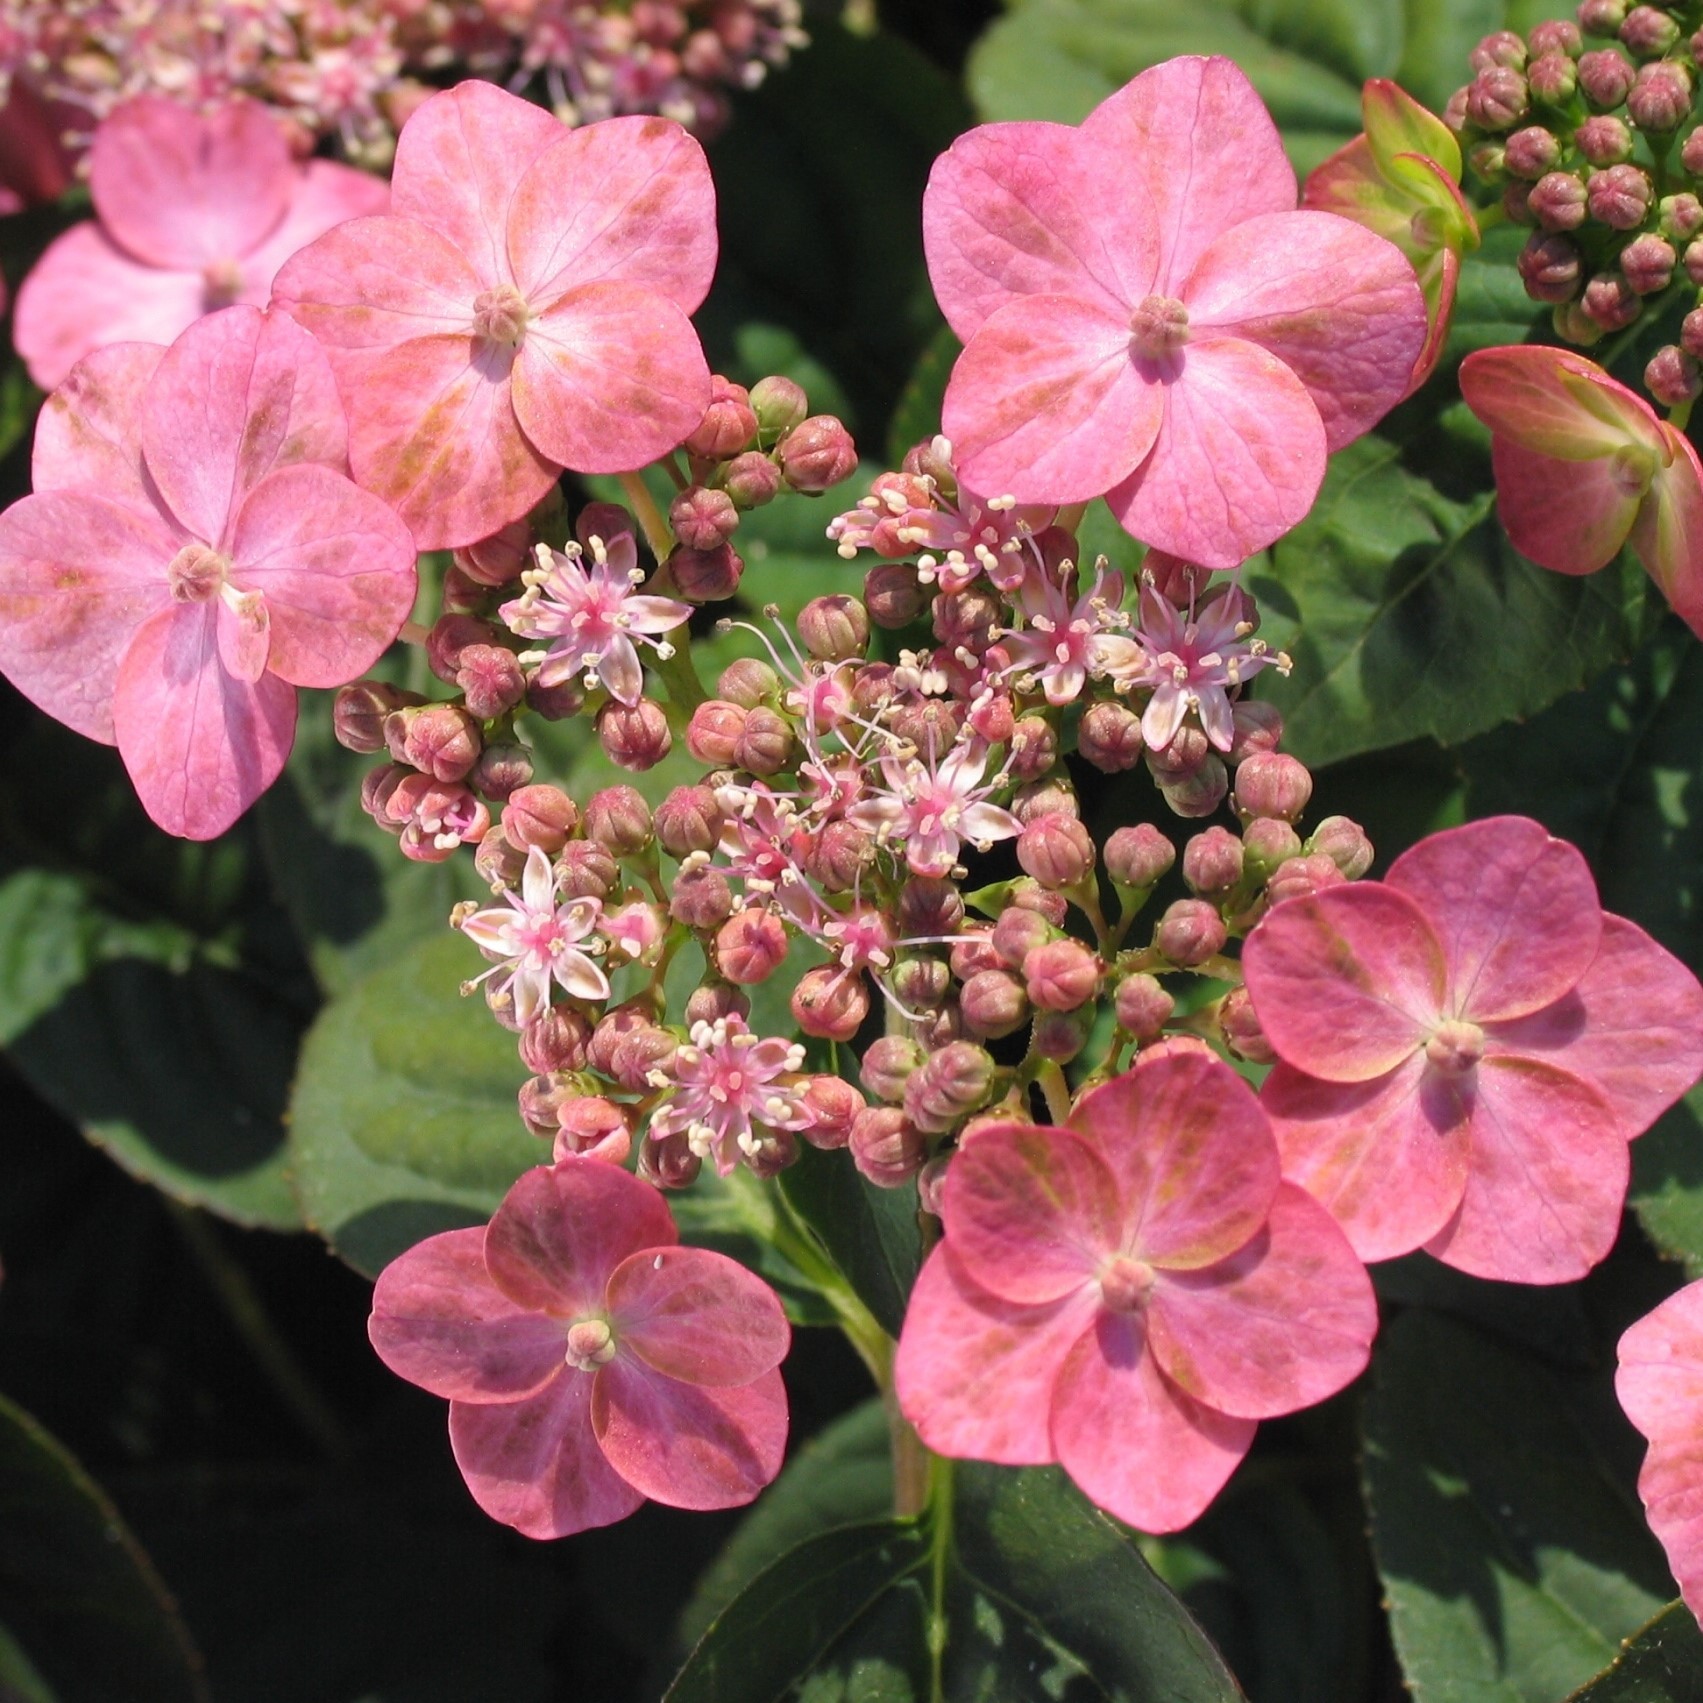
[0,1392,206,1703]
[0,360,41,465]
[1564,1602,1703,1701]
[1365,1310,1673,1703]
[1247,433,1642,767]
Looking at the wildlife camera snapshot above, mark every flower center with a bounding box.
[564,1317,616,1371]
[166,543,232,603]
[1129,295,1191,363]
[202,258,244,310]
[1424,1018,1485,1076]
[1097,1254,1157,1313]
[472,284,531,348]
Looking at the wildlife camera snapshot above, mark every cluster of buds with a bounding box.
[1450,3,1703,401]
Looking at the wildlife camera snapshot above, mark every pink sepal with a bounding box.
[605,1245,790,1387]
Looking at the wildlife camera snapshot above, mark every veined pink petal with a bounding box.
[1068,1045,1278,1269]
[512,282,710,474]
[1460,345,1668,461]
[509,116,716,313]
[1619,1282,1703,1443]
[1243,884,1446,1082]
[13,225,207,392]
[450,1379,642,1539]
[1264,1056,1470,1263]
[141,305,348,547]
[1634,1447,1703,1625]
[944,294,1162,505]
[0,491,179,742]
[217,593,270,683]
[1049,1311,1254,1534]
[390,80,563,287]
[1631,423,1703,640]
[922,120,1153,340]
[32,341,162,505]
[369,1226,568,1403]
[1106,337,1327,569]
[1079,56,1297,299]
[228,464,417,688]
[1145,1182,1375,1419]
[895,1246,1097,1466]
[1423,1055,1627,1283]
[1304,136,1408,241]
[113,601,296,838]
[484,1161,676,1319]
[605,1246,789,1387]
[1182,210,1425,451]
[1385,815,1602,1024]
[939,1123,1120,1304]
[90,96,292,270]
[238,160,391,297]
[591,1360,786,1510]
[1489,437,1644,577]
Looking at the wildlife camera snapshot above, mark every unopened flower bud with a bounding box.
[685,374,757,460]
[1621,4,1680,56]
[850,1107,926,1188]
[960,968,1030,1039]
[1076,700,1145,771]
[1007,716,1058,782]
[609,1025,678,1093]
[1530,19,1584,56]
[1115,973,1174,1040]
[1530,169,1588,230]
[686,700,746,765]
[1647,344,1703,404]
[992,907,1054,968]
[1235,751,1313,822]
[1104,822,1176,889]
[638,1129,702,1191]
[1218,986,1275,1064]
[1504,125,1562,178]
[1146,722,1210,778]
[716,907,789,984]
[1155,898,1228,967]
[1527,53,1577,104]
[1472,29,1527,70]
[1016,812,1095,889]
[898,877,964,938]
[1661,193,1703,242]
[1266,853,1348,907]
[1629,61,1691,131]
[1469,140,1509,182]
[1588,168,1652,237]
[556,839,619,899]
[1032,1009,1093,1062]
[1554,300,1606,344]
[1503,180,1535,224]
[1684,131,1703,177]
[1576,115,1634,165]
[777,416,858,494]
[749,374,809,444]
[456,644,527,721]
[1308,815,1375,879]
[1182,826,1245,895]
[1010,880,1068,926]
[335,680,421,753]
[861,1035,926,1103]
[553,1097,632,1165]
[718,657,780,709]
[933,587,1000,650]
[1687,239,1703,285]
[893,954,952,1010]
[586,1000,656,1077]
[1012,778,1078,825]
[1582,269,1642,329]
[1578,0,1628,37]
[684,982,749,1028]
[654,785,724,858]
[1683,307,1703,357]
[670,542,744,602]
[1241,816,1305,881]
[947,932,1000,988]
[470,741,533,800]
[792,966,870,1040]
[453,519,532,588]
[518,1073,579,1139]
[503,783,578,852]
[1024,938,1100,1012]
[426,613,501,682]
[1223,699,1282,764]
[583,784,652,856]
[671,864,734,929]
[597,698,672,772]
[1159,756,1230,818]
[733,705,794,775]
[799,1075,863,1150]
[1623,232,1677,293]
[798,594,869,660]
[403,703,482,782]
[722,450,782,509]
[1466,67,1528,130]
[473,824,527,889]
[575,503,636,553]
[1578,47,1636,106]
[806,819,874,892]
[864,562,928,628]
[525,670,584,720]
[520,1007,592,1075]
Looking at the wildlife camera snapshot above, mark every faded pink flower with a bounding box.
[14,94,387,391]
[924,55,1427,568]
[0,306,416,839]
[272,79,715,549]
[1460,345,1703,640]
[1245,815,1703,1282]
[894,1042,1375,1533]
[847,735,1021,878]
[369,1159,790,1539]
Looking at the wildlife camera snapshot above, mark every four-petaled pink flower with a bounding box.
[273,79,715,549]
[895,1041,1376,1533]
[0,306,417,839]
[647,1013,817,1176]
[847,735,1021,878]
[15,94,387,391]
[998,560,1133,707]
[1617,1279,1703,1624]
[458,845,611,1027]
[1244,815,1703,1282]
[369,1159,790,1539]
[501,533,690,707]
[924,55,1427,569]
[1460,345,1703,641]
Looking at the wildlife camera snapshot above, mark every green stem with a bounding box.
[398,618,432,647]
[1672,399,1695,434]
[887,1390,932,1518]
[648,636,708,723]
[925,1454,955,1703]
[618,468,675,564]
[1036,1058,1072,1124]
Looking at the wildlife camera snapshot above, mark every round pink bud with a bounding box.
[732,705,794,776]
[1242,815,1305,880]
[1182,826,1245,895]
[684,982,750,1028]
[1160,756,1231,819]
[518,1073,577,1139]
[749,375,809,443]
[471,741,534,801]
[1076,700,1145,771]
[948,932,1001,982]
[850,1107,926,1188]
[1623,232,1677,293]
[722,451,783,509]
[1472,29,1527,70]
[474,825,527,889]
[805,819,875,892]
[519,1006,593,1074]
[597,698,672,772]
[1218,986,1275,1065]
[992,906,1055,968]
[1526,53,1578,103]
[917,1155,950,1218]
[670,543,744,603]
[799,1074,863,1150]
[715,907,789,984]
[1681,130,1703,179]
[1235,751,1313,822]
[524,670,585,721]
[888,698,962,755]
[1529,19,1584,56]
[686,699,747,765]
[575,503,636,553]
[1266,853,1349,908]
[1578,47,1637,106]
[1504,125,1562,178]
[864,563,928,628]
[1554,300,1606,345]
[1687,239,1703,284]
[1530,170,1589,230]
[1466,67,1529,130]
[922,1041,996,1115]
[456,644,527,721]
[671,865,735,929]
[1032,1009,1092,1063]
[1503,180,1535,224]
[1024,938,1100,1012]
[932,588,1000,650]
[960,968,1030,1039]
[587,1000,654,1076]
[1469,140,1508,182]
[1445,87,1470,132]
[1155,898,1228,967]
[452,519,533,588]
[1224,699,1283,764]
[655,785,725,858]
[502,784,579,853]
[1578,0,1628,36]
[1576,115,1635,164]
[1621,4,1680,56]
[777,416,858,494]
[1647,343,1703,404]
[893,954,952,1010]
[556,839,619,900]
[1016,812,1095,889]
[441,562,489,614]
[717,658,779,709]
[426,613,501,683]
[1115,973,1175,1040]
[1008,717,1059,783]
[1010,880,1068,926]
[553,1097,633,1165]
[335,680,421,753]
[1589,166,1654,235]
[1012,779,1079,825]
[1582,269,1642,329]
[1146,722,1210,779]
[1104,822,1176,888]
[402,703,481,783]
[1629,61,1692,131]
[685,374,757,460]
[862,1035,925,1102]
[583,785,653,857]
[637,1129,702,1191]
[898,877,964,938]
[1307,815,1375,879]
[798,594,870,661]
[1661,192,1703,240]
[609,1025,679,1093]
[791,966,870,1041]
[1683,306,1703,357]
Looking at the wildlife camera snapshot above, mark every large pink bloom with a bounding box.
[1245,816,1703,1282]
[369,1160,790,1539]
[14,94,387,391]
[0,306,417,839]
[1617,1280,1703,1623]
[924,55,1427,569]
[273,80,716,550]
[1460,345,1703,641]
[894,1042,1375,1533]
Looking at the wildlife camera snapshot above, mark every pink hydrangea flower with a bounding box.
[924,55,1427,569]
[1244,815,1703,1282]
[1460,345,1703,640]
[0,306,417,839]
[369,1159,791,1539]
[846,735,1021,878]
[998,559,1134,707]
[1617,1279,1703,1622]
[14,94,387,391]
[272,79,715,550]
[894,1041,1376,1533]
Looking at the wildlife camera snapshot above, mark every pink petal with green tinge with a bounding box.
[1385,815,1602,1024]
[368,1226,569,1403]
[591,1360,786,1510]
[1243,884,1446,1082]
[1460,345,1667,462]
[1145,1182,1375,1419]
[605,1245,790,1387]
[1489,437,1643,577]
[31,342,162,505]
[1632,423,1703,641]
[1362,79,1463,180]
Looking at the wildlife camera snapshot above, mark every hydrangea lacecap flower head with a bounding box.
[272,79,716,550]
[893,1041,1376,1533]
[1244,815,1703,1282]
[924,55,1428,569]
[1617,1279,1703,1624]
[14,95,387,391]
[0,305,417,839]
[368,1159,790,1539]
[1460,345,1703,639]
